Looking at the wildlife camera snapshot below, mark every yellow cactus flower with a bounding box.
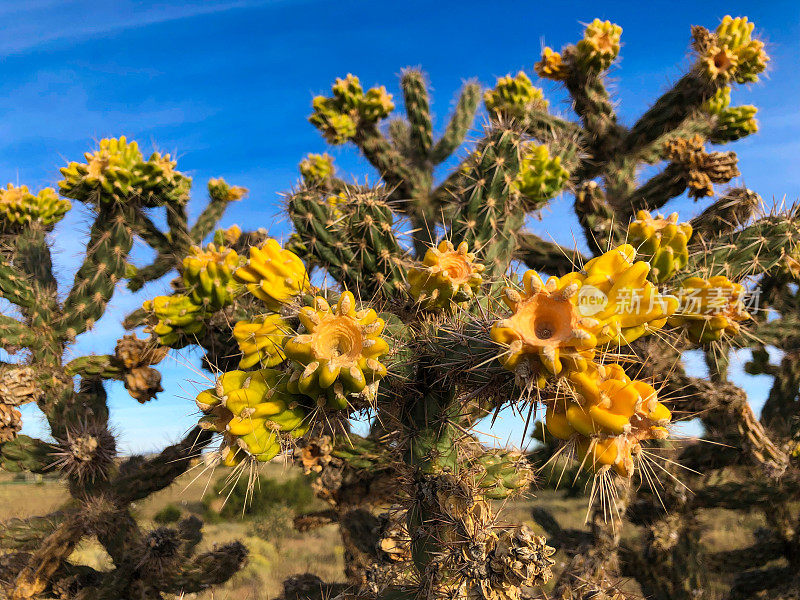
[667,275,751,343]
[576,19,622,71]
[696,16,769,84]
[0,184,70,230]
[182,243,242,309]
[543,362,671,478]
[143,294,205,348]
[234,238,309,311]
[534,47,569,81]
[233,314,291,369]
[561,244,678,346]
[490,270,601,384]
[196,369,309,464]
[284,292,389,410]
[627,211,693,283]
[407,240,485,310]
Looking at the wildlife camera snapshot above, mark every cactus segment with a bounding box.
[0,184,70,231]
[143,295,206,348]
[471,450,534,500]
[234,238,309,311]
[233,314,291,369]
[196,369,308,463]
[514,143,570,209]
[309,74,394,144]
[484,71,548,120]
[59,136,190,206]
[181,243,243,310]
[667,275,751,343]
[627,211,693,283]
[284,292,389,409]
[407,240,485,310]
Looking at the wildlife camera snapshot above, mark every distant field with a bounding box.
[0,466,773,600]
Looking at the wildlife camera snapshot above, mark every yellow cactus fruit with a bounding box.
[576,19,622,71]
[143,295,205,348]
[407,240,485,310]
[695,16,769,84]
[534,47,569,81]
[284,292,389,410]
[0,184,70,231]
[233,314,291,369]
[234,238,309,311]
[627,211,693,283]
[543,362,671,478]
[484,71,548,121]
[196,369,309,463]
[562,244,678,346]
[490,270,601,384]
[667,275,751,343]
[181,243,243,310]
[299,153,335,186]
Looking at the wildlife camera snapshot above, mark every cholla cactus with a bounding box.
[1,14,798,600]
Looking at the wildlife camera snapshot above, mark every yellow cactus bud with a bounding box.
[284,292,389,410]
[627,211,693,283]
[213,224,242,247]
[490,270,601,381]
[233,314,291,369]
[299,153,335,186]
[196,368,308,464]
[534,47,569,81]
[484,71,548,121]
[234,238,309,311]
[60,136,190,206]
[182,243,243,310]
[667,275,751,343]
[407,240,485,310]
[0,184,70,231]
[576,19,622,71]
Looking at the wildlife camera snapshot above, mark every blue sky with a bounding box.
[2,0,798,453]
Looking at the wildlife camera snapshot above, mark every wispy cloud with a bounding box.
[0,0,282,57]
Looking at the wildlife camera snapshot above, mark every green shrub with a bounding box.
[153,503,182,524]
[207,474,315,519]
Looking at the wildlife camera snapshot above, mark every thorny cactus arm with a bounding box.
[0,137,249,598]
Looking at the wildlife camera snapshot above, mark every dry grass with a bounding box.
[0,468,776,600]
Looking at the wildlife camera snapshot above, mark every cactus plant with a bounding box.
[1,13,798,600]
